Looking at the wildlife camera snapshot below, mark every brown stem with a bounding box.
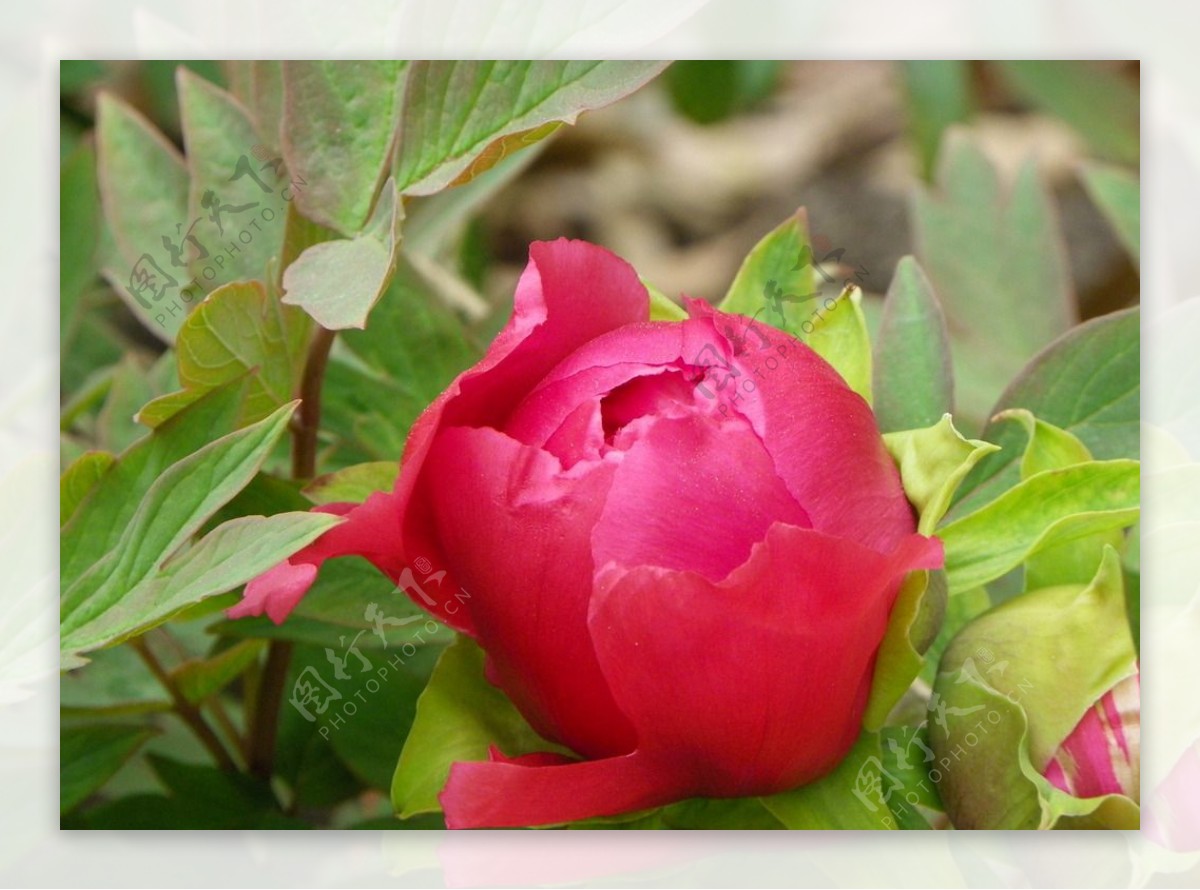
[247,640,293,779]
[246,325,337,780]
[291,325,336,480]
[132,637,237,773]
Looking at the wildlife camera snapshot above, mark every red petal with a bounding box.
[589,525,943,797]
[440,750,680,829]
[425,425,636,758]
[685,299,917,553]
[592,413,811,581]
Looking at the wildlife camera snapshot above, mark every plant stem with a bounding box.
[248,640,293,779]
[291,325,336,481]
[132,637,237,773]
[247,324,337,780]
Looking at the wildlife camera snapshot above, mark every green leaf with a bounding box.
[995,61,1139,165]
[912,132,1075,430]
[304,462,398,505]
[318,254,481,467]
[61,723,158,813]
[61,380,250,590]
[62,510,340,663]
[95,93,191,341]
[719,208,811,330]
[392,635,567,818]
[996,408,1094,480]
[1081,161,1140,266]
[225,61,284,151]
[281,178,402,329]
[928,549,1138,829]
[140,280,311,428]
[285,643,443,791]
[395,61,667,196]
[803,285,872,402]
[993,410,1123,589]
[60,451,116,526]
[759,732,896,829]
[872,256,953,432]
[644,278,688,322]
[883,415,999,536]
[939,459,1140,595]
[170,638,265,704]
[951,307,1140,517]
[178,68,290,291]
[281,61,408,235]
[95,357,157,453]
[60,402,341,663]
[901,61,973,180]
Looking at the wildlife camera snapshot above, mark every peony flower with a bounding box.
[233,238,942,828]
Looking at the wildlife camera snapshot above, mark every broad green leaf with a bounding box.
[872,256,953,432]
[951,307,1139,517]
[95,93,191,341]
[171,638,266,704]
[281,179,402,329]
[759,732,896,829]
[178,68,290,291]
[140,280,311,428]
[929,549,1138,829]
[912,131,1075,430]
[995,61,1139,166]
[994,409,1123,589]
[61,723,157,813]
[719,208,811,331]
[305,462,398,505]
[281,61,408,234]
[395,61,667,195]
[1081,161,1140,266]
[883,415,999,536]
[60,380,250,590]
[61,402,302,658]
[60,451,115,526]
[901,61,973,180]
[62,511,341,663]
[392,635,568,818]
[939,459,1140,594]
[803,285,872,402]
